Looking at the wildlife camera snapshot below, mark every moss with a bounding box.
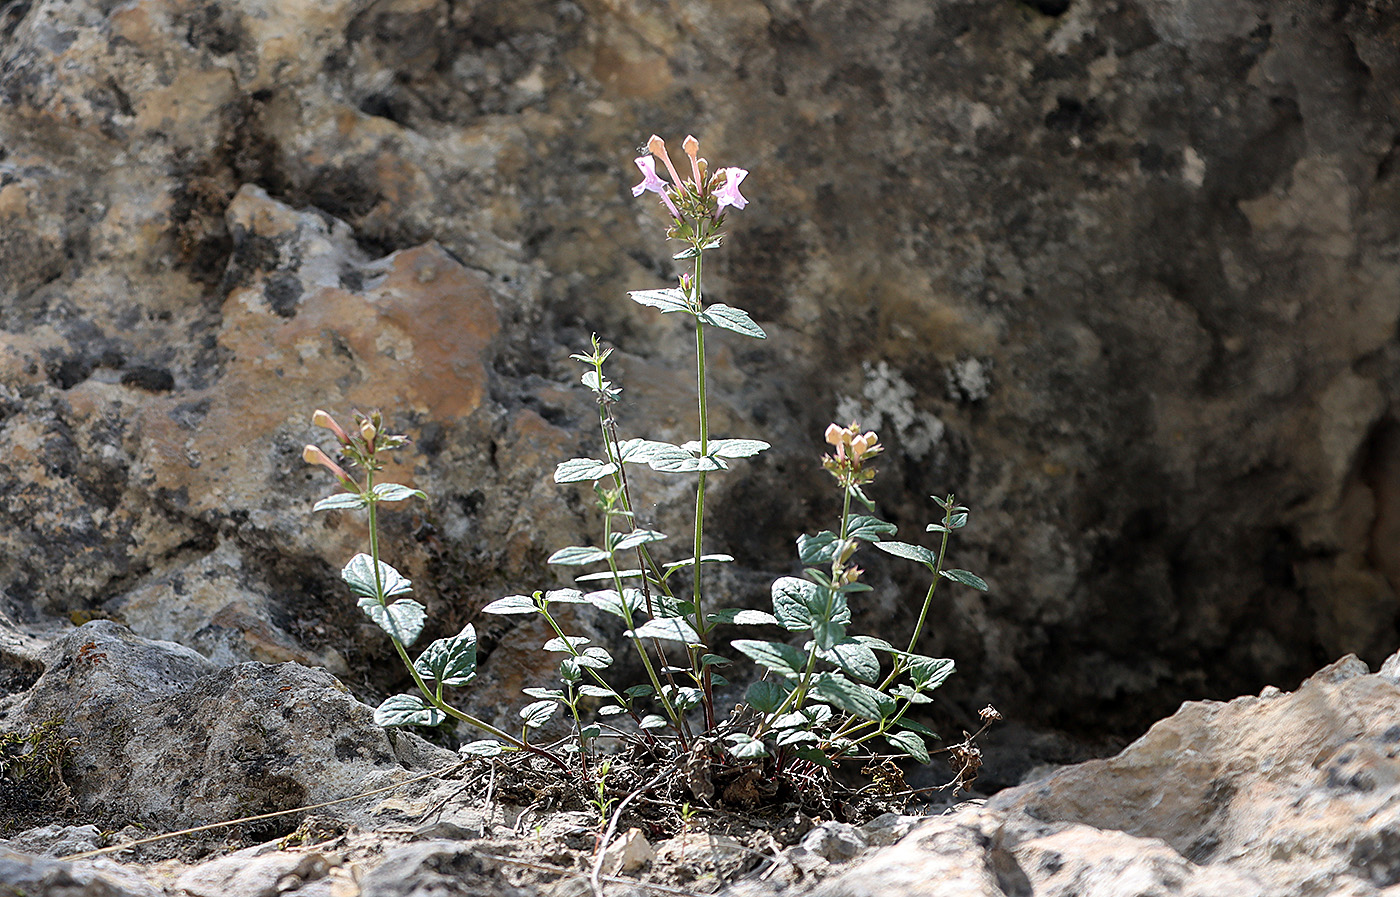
[0,717,78,833]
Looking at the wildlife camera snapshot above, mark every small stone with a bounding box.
[601,827,654,874]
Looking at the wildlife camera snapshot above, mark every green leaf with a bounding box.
[639,714,669,730]
[372,483,427,503]
[628,288,692,314]
[662,554,734,575]
[481,594,540,615]
[314,493,367,512]
[907,655,956,690]
[616,438,677,464]
[579,724,602,740]
[647,443,728,473]
[574,568,644,583]
[940,569,989,591]
[554,458,619,484]
[585,589,645,618]
[818,639,880,683]
[578,684,614,699]
[848,515,897,541]
[892,684,933,704]
[599,705,627,716]
[627,618,701,644]
[771,576,820,630]
[459,740,505,758]
[548,545,612,566]
[745,679,791,714]
[359,597,427,647]
[896,718,940,739]
[544,589,590,605]
[413,625,477,686]
[854,635,897,653]
[680,438,771,459]
[872,541,937,568]
[732,639,806,678]
[543,635,590,653]
[698,303,766,339]
[793,746,834,767]
[342,554,413,601]
[522,687,566,700]
[810,609,848,651]
[707,608,780,626]
[673,245,699,260]
[948,511,969,529]
[559,659,581,681]
[725,733,769,759]
[666,686,705,710]
[520,701,559,730]
[811,672,886,722]
[374,694,443,728]
[624,685,655,699]
[611,529,667,551]
[797,532,840,566]
[885,730,930,764]
[576,646,614,669]
[777,729,820,747]
[700,653,731,666]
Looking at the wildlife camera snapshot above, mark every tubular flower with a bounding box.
[647,135,686,191]
[304,444,358,490]
[632,156,681,219]
[714,167,749,212]
[312,409,352,446]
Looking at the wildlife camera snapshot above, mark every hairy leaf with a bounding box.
[543,635,590,653]
[698,303,766,339]
[680,438,771,459]
[726,733,770,759]
[359,597,427,647]
[885,730,931,764]
[611,529,667,552]
[812,672,888,722]
[576,646,614,669]
[907,655,956,690]
[554,458,619,484]
[374,694,443,728]
[771,576,820,631]
[707,608,780,626]
[413,625,477,686]
[544,589,590,605]
[314,493,367,512]
[745,679,791,714]
[797,532,840,566]
[627,617,701,644]
[732,639,806,678]
[940,569,989,591]
[639,714,669,730]
[628,288,692,314]
[871,541,937,568]
[585,589,645,619]
[342,554,413,601]
[459,740,505,758]
[819,639,880,682]
[481,594,540,615]
[372,483,427,503]
[847,515,897,541]
[520,700,559,730]
[548,545,612,566]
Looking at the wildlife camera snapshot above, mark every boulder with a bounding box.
[0,621,454,829]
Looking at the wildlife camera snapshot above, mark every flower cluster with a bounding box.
[303,408,410,487]
[822,422,883,490]
[632,134,748,226]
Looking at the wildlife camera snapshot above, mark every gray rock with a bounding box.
[798,822,868,864]
[3,621,455,829]
[357,842,532,897]
[175,845,332,897]
[0,847,164,897]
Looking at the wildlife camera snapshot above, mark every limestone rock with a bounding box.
[1,0,1399,752]
[356,842,532,897]
[0,621,454,829]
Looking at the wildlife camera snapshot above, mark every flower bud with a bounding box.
[312,409,351,445]
[683,135,702,189]
[360,419,377,447]
[304,444,357,489]
[647,135,686,195]
[824,423,846,447]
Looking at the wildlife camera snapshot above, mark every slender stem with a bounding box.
[689,245,719,731]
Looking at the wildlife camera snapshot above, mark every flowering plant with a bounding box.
[303,136,993,805]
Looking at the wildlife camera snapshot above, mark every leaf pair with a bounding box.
[627,290,767,340]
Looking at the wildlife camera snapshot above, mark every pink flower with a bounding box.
[714,167,749,211]
[632,156,681,219]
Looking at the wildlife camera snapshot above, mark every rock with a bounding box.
[0,0,1398,769]
[600,827,653,875]
[356,842,531,897]
[798,822,868,864]
[175,845,332,897]
[1,621,455,829]
[0,825,105,858]
[814,656,1400,896]
[0,847,165,897]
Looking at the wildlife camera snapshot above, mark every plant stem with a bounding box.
[364,465,570,773]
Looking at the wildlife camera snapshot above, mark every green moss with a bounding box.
[0,717,78,833]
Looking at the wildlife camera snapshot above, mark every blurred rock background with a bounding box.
[1,0,1397,773]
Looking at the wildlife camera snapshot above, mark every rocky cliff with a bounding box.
[1,0,1398,751]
